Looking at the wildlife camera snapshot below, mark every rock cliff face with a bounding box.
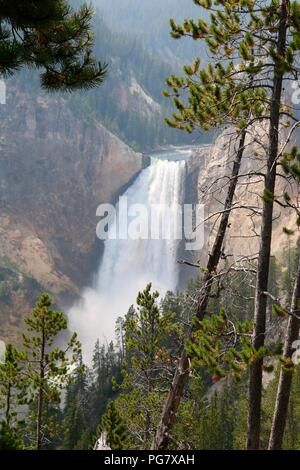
[189,126,300,268]
[0,81,148,343]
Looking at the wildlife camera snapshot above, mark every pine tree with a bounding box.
[0,422,23,450]
[22,293,82,449]
[62,354,89,450]
[99,401,127,450]
[86,339,121,433]
[0,343,27,428]
[115,284,183,449]
[115,317,125,360]
[0,0,107,91]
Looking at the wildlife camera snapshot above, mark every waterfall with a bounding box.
[68,155,187,354]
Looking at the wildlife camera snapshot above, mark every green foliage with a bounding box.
[21,293,82,448]
[0,343,27,428]
[187,309,254,380]
[0,422,24,450]
[0,0,106,91]
[174,375,246,450]
[60,338,122,449]
[62,355,88,450]
[0,247,299,449]
[183,248,292,386]
[123,284,183,387]
[113,284,184,448]
[234,367,300,449]
[163,0,299,143]
[99,401,128,450]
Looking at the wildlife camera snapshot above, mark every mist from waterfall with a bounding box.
[68,155,187,356]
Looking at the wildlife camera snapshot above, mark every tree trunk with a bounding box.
[36,330,45,450]
[246,1,288,450]
[152,129,246,450]
[268,255,300,450]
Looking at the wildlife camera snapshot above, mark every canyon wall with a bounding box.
[187,127,300,273]
[0,81,148,342]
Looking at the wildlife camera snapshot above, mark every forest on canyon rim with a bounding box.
[1,0,300,453]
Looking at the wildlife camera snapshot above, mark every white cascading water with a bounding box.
[68,154,187,355]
